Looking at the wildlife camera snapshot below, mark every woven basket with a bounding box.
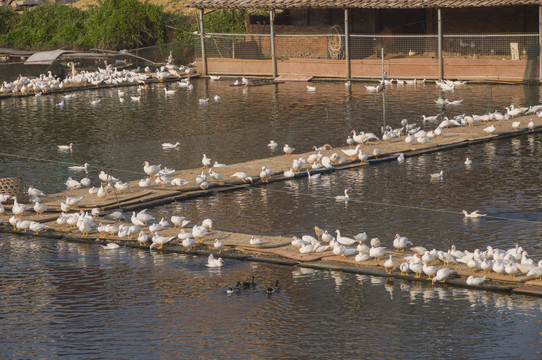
[0,177,30,204]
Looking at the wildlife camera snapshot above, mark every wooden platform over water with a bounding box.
[2,112,542,296]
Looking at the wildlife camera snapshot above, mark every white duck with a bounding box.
[101,243,120,250]
[466,275,486,285]
[208,168,224,181]
[430,170,443,180]
[33,201,47,216]
[393,234,412,252]
[162,142,180,149]
[171,215,190,228]
[16,218,32,232]
[335,230,356,246]
[149,232,175,250]
[171,178,189,189]
[283,144,295,155]
[259,166,273,182]
[231,172,253,183]
[192,225,208,242]
[432,268,451,285]
[483,124,496,136]
[143,161,160,178]
[355,252,370,262]
[137,230,149,245]
[29,221,48,234]
[369,246,386,260]
[461,210,486,218]
[182,236,195,249]
[65,195,83,206]
[57,143,74,151]
[214,239,225,253]
[201,218,213,231]
[136,209,155,225]
[335,188,350,202]
[12,198,30,216]
[356,241,370,254]
[341,144,361,159]
[526,267,542,279]
[409,263,424,278]
[68,162,90,172]
[422,262,438,279]
[249,236,263,245]
[206,253,224,267]
[28,185,46,197]
[384,255,395,274]
[201,154,212,168]
[65,177,81,190]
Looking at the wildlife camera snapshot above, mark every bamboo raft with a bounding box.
[1,112,542,297]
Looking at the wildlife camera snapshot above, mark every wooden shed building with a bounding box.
[185,0,542,82]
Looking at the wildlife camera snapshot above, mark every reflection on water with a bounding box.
[1,79,542,194]
[1,233,542,359]
[1,79,542,358]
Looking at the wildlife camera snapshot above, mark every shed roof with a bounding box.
[184,0,541,10]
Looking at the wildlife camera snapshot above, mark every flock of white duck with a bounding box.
[0,52,195,102]
[289,228,542,284]
[2,71,542,278]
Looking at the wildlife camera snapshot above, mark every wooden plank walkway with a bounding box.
[2,112,542,296]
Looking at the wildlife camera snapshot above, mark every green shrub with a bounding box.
[2,4,85,49]
[0,6,19,36]
[0,1,254,51]
[79,0,169,50]
[204,10,247,34]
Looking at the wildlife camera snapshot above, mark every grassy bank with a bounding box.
[0,0,247,51]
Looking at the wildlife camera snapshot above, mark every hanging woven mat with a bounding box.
[0,177,29,203]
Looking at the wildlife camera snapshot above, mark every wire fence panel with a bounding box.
[133,38,197,65]
[442,34,539,60]
[196,33,539,62]
[275,35,336,60]
[350,35,437,60]
[195,34,272,60]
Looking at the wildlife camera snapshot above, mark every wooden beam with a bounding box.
[199,8,208,75]
[270,10,277,78]
[539,6,542,82]
[345,9,351,80]
[438,8,443,80]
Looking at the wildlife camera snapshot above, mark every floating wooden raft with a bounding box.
[1,113,542,296]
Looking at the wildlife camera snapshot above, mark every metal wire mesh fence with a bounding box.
[443,34,539,60]
[132,38,197,65]
[196,33,539,62]
[202,34,271,59]
[350,35,437,60]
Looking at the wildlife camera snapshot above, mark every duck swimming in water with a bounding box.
[266,280,279,294]
[242,275,256,289]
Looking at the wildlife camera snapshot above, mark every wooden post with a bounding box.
[345,9,351,80]
[199,8,207,75]
[232,10,236,59]
[539,6,542,82]
[270,10,277,78]
[438,8,443,80]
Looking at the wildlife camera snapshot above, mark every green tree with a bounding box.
[79,0,168,50]
[1,4,85,48]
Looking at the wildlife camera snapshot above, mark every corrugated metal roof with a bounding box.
[184,0,541,10]
[24,50,77,65]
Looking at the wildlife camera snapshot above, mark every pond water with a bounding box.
[1,78,542,358]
